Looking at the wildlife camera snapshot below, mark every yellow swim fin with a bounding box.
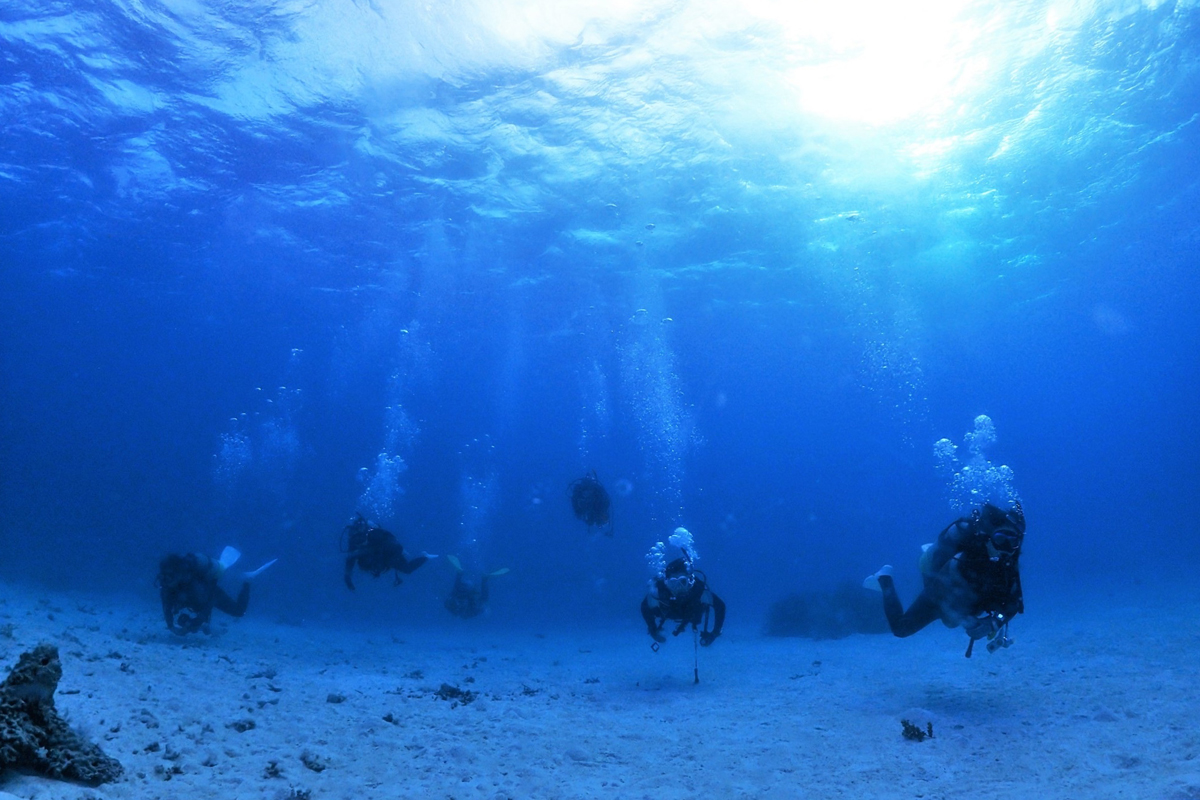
[487,567,510,577]
[446,554,463,572]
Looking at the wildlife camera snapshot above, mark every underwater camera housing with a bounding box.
[986,614,1014,653]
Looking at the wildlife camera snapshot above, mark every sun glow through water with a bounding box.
[772,0,989,126]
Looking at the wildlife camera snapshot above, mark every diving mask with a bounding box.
[985,525,1022,560]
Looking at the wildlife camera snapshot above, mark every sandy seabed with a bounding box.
[0,580,1195,800]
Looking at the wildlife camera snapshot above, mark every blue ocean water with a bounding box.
[1,0,1198,635]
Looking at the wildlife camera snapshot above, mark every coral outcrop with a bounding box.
[0,643,122,784]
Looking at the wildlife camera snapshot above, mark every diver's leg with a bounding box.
[480,576,490,604]
[213,583,250,618]
[344,557,357,590]
[396,554,430,574]
[161,591,178,632]
[878,576,940,638]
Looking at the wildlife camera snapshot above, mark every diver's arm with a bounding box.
[641,595,665,642]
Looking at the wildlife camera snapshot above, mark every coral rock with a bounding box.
[0,643,122,785]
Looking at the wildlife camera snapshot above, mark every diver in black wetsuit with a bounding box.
[157,553,249,635]
[641,558,726,647]
[865,502,1026,656]
[569,470,613,535]
[341,514,436,591]
[443,555,509,619]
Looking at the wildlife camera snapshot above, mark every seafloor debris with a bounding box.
[434,683,476,706]
[901,719,934,742]
[300,750,329,772]
[0,642,123,784]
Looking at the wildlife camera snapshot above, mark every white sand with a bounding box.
[0,581,1195,800]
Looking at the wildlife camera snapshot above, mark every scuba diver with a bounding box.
[569,469,613,536]
[641,557,726,649]
[341,514,436,591]
[156,546,275,635]
[442,555,510,619]
[864,501,1026,657]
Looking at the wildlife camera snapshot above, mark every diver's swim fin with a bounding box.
[487,567,510,577]
[445,554,462,572]
[219,546,242,572]
[244,558,278,579]
[862,564,893,592]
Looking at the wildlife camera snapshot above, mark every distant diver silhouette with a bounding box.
[156,547,250,635]
[340,513,436,591]
[443,554,510,619]
[641,555,726,683]
[569,469,613,536]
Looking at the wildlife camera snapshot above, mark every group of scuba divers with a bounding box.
[155,515,507,635]
[156,467,1027,661]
